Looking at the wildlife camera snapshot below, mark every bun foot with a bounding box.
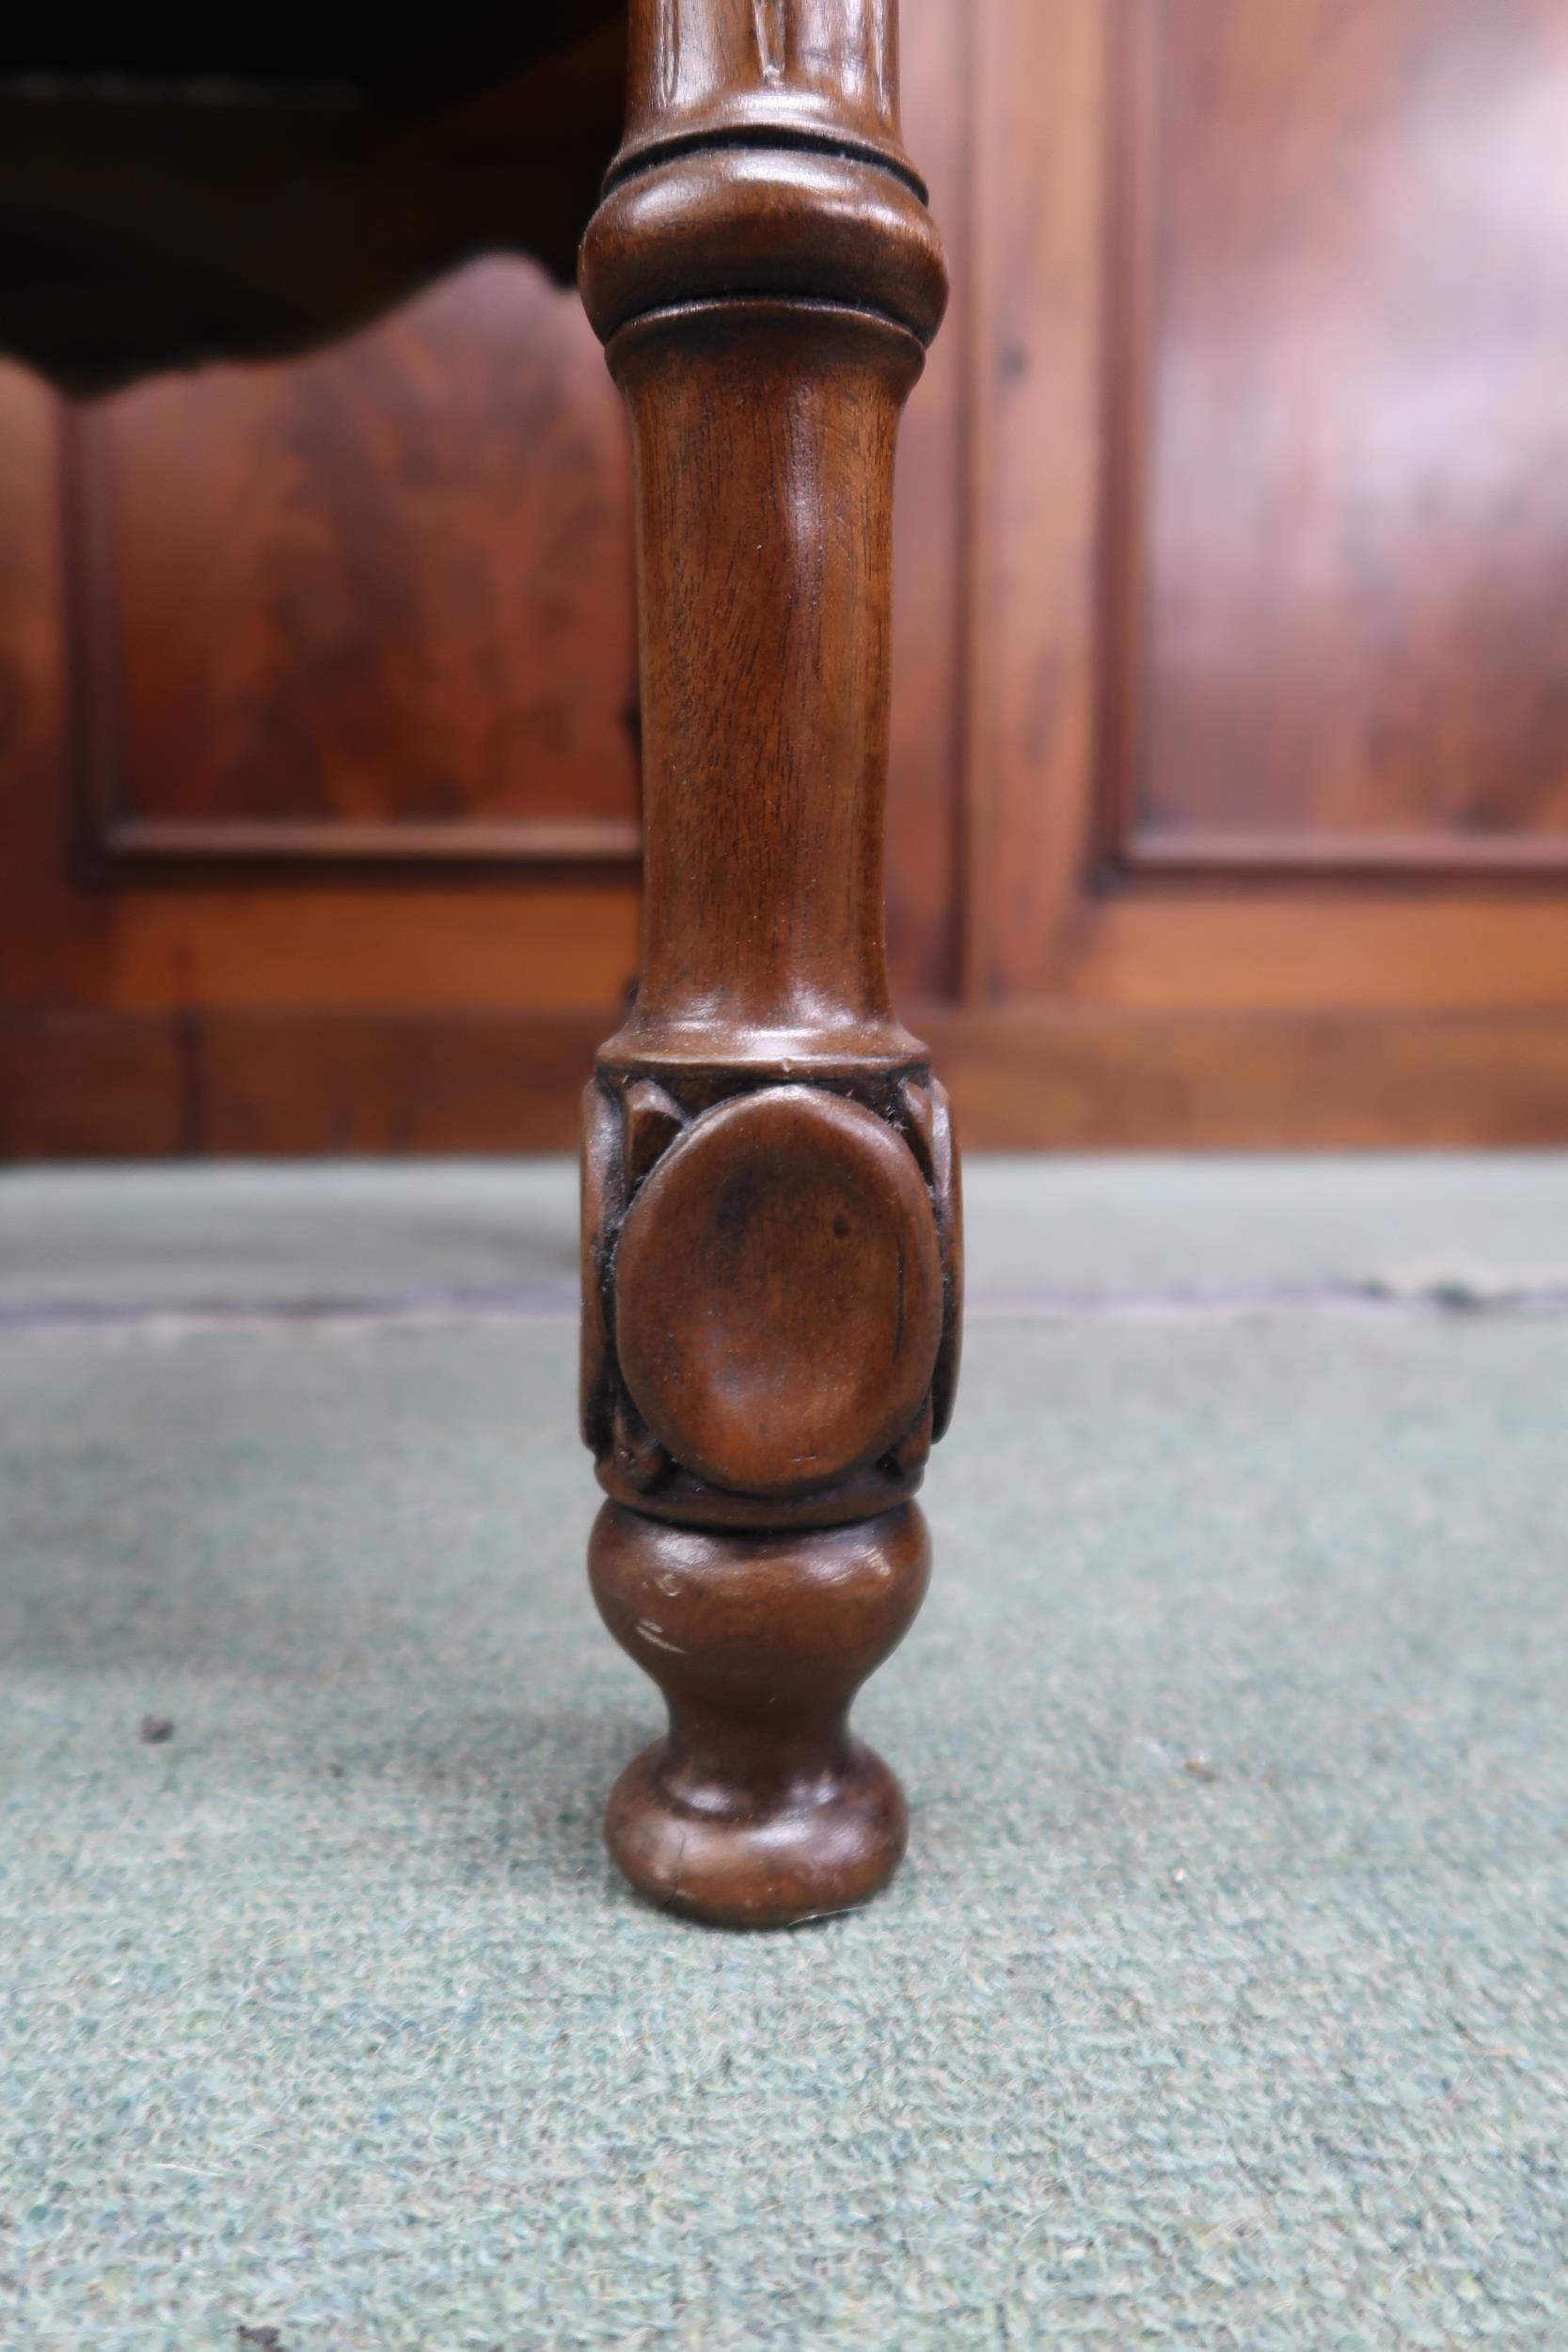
[588,1501,931,1928]
[605,1736,908,1928]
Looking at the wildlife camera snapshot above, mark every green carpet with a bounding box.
[3,1159,1566,2350]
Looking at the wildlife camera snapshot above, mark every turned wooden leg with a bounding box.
[576,0,958,1928]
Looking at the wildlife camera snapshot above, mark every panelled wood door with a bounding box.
[0,255,646,1155]
[957,0,1568,1140]
[6,0,1568,1152]
[69,261,642,871]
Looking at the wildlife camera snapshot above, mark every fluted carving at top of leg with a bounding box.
[580,0,945,346]
[616,0,915,192]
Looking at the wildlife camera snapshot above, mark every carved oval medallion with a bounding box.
[612,1086,942,1499]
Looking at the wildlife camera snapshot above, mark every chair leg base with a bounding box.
[604,1738,909,1930]
[589,1502,930,1929]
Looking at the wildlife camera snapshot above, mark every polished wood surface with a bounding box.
[8,0,1568,1151]
[0,6,967,1147]
[589,1502,931,1929]
[613,0,918,184]
[577,0,957,1925]
[70,260,636,873]
[601,301,929,1068]
[611,1088,944,1499]
[11,1004,1568,1160]
[958,0,1568,1125]
[1116,0,1568,869]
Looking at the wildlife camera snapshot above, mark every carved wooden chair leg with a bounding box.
[576,0,959,1928]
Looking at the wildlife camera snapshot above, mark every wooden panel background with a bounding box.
[956,0,1568,1140]
[6,0,1568,1153]
[69,257,641,868]
[1113,0,1568,875]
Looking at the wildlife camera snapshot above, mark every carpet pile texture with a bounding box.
[2,1157,1565,2350]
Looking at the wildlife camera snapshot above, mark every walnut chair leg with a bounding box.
[576,0,959,1928]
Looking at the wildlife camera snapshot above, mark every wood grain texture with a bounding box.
[11,1002,1568,1156]
[924,1005,1568,1150]
[8,0,1568,1157]
[883,0,965,1001]
[599,299,926,1071]
[961,0,1105,1002]
[962,0,1568,1107]
[0,336,641,1120]
[577,0,957,1926]
[0,8,961,1139]
[1110,0,1568,874]
[71,259,637,872]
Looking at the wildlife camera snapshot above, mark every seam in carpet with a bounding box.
[4,1270,1568,1339]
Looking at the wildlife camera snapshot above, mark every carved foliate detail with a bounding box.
[622,1076,686,1191]
[610,1393,673,1494]
[921,1075,963,1441]
[578,1078,620,1454]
